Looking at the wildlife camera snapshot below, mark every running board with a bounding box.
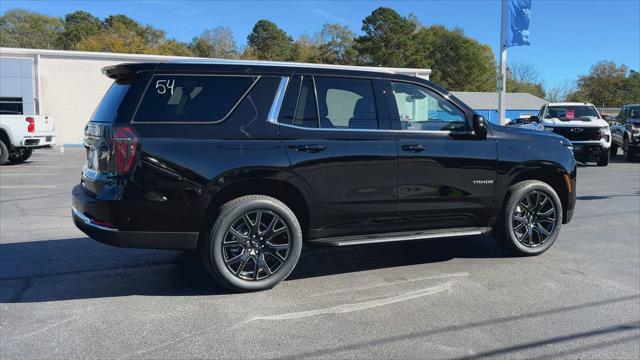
[308,227,492,247]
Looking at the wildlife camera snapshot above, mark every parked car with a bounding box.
[610,104,640,161]
[523,103,612,166]
[0,114,56,165]
[506,117,544,130]
[72,62,577,292]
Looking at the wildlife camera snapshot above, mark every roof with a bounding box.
[0,47,430,78]
[451,92,548,110]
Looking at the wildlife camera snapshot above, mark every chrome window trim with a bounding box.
[275,121,454,134]
[267,76,290,124]
[132,73,261,125]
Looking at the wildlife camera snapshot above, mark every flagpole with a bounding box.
[498,0,508,125]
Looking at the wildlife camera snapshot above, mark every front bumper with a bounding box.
[72,185,198,250]
[571,141,607,161]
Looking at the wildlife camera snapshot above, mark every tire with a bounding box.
[199,195,303,292]
[623,138,637,162]
[0,140,9,165]
[8,148,32,164]
[493,180,563,256]
[597,149,609,166]
[609,143,618,156]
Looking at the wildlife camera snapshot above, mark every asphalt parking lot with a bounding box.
[1,147,639,359]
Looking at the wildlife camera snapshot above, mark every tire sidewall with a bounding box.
[505,183,563,255]
[9,148,32,164]
[208,198,302,291]
[0,141,9,165]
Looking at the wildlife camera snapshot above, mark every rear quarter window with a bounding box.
[91,83,130,123]
[134,74,258,123]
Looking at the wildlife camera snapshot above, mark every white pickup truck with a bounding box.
[0,115,56,165]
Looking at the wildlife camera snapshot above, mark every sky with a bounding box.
[1,0,639,88]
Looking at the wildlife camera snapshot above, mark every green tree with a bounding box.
[506,63,545,98]
[58,11,103,49]
[0,9,63,49]
[622,70,640,104]
[355,7,418,66]
[414,25,497,91]
[247,20,293,61]
[291,34,321,63]
[568,61,630,107]
[191,27,238,58]
[318,23,357,64]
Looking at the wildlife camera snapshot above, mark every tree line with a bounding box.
[1,7,637,106]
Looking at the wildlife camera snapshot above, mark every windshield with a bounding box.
[545,106,599,120]
[629,106,640,119]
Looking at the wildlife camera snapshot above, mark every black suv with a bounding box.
[72,62,576,291]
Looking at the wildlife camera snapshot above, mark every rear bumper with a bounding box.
[21,135,56,148]
[72,185,198,250]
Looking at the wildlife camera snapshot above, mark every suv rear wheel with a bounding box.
[494,180,563,256]
[200,195,303,292]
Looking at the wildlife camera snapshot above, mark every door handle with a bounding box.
[293,144,327,153]
[401,144,427,153]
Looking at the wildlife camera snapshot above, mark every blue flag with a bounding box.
[506,0,531,47]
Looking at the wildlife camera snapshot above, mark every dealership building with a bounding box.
[1,47,545,145]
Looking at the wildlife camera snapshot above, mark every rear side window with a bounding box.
[314,77,378,129]
[91,83,130,123]
[135,75,257,123]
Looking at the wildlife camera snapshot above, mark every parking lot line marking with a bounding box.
[0,185,56,189]
[0,173,59,176]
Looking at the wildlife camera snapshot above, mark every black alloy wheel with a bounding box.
[510,190,557,248]
[222,209,291,281]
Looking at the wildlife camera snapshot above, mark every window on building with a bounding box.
[0,97,23,115]
[135,75,258,122]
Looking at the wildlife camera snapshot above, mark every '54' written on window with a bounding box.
[155,79,175,95]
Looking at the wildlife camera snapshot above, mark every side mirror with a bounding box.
[529,115,540,123]
[602,115,613,121]
[472,114,487,139]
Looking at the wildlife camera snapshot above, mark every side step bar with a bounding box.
[308,227,492,247]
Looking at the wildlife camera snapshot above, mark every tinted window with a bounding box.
[293,76,318,128]
[545,105,599,119]
[391,82,466,131]
[135,75,257,122]
[91,84,130,123]
[314,77,378,129]
[0,97,23,115]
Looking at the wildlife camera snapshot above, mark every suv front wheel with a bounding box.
[494,180,563,256]
[200,195,303,292]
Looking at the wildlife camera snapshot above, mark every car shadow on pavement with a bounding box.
[0,235,505,303]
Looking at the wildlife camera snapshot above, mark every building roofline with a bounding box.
[0,47,431,76]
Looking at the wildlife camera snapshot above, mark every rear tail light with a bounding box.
[26,117,35,133]
[110,125,139,176]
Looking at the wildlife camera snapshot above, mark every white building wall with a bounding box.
[38,57,127,145]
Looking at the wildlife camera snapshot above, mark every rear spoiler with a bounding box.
[102,64,137,84]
